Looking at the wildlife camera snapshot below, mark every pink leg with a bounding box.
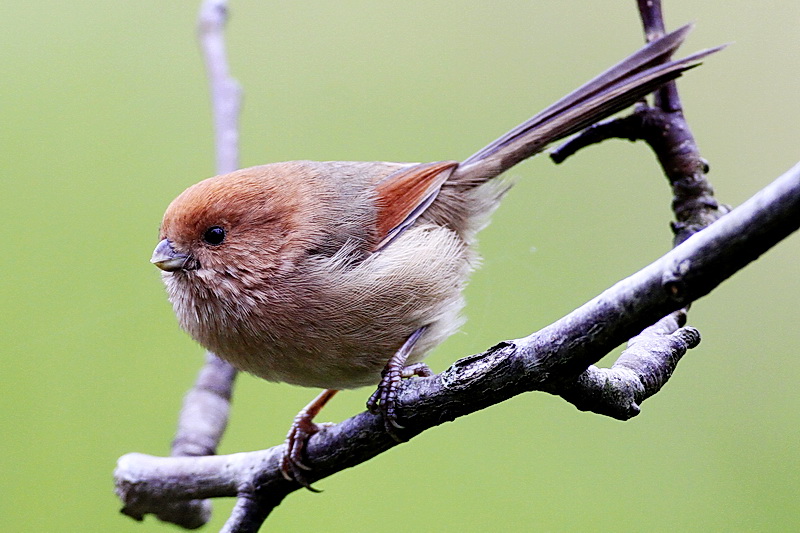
[281,388,338,490]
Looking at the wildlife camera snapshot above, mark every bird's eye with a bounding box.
[202,226,226,246]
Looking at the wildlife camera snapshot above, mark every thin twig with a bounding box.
[548,0,724,427]
[180,0,242,463]
[198,0,242,174]
[553,0,726,245]
[638,0,682,111]
[122,1,244,528]
[220,495,271,533]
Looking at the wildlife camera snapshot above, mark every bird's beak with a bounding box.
[151,238,192,272]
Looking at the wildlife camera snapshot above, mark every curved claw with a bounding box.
[366,344,433,442]
[367,366,406,441]
[280,390,338,491]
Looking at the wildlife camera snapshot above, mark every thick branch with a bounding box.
[543,312,699,419]
[115,161,800,520]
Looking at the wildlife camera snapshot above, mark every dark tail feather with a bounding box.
[453,24,724,185]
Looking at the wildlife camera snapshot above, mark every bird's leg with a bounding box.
[281,388,338,491]
[367,327,431,441]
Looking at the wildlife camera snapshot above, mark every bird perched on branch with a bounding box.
[151,24,720,488]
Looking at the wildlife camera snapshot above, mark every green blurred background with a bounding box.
[3,1,799,531]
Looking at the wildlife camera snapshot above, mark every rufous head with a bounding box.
[151,164,315,277]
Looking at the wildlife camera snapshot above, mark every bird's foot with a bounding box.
[280,389,338,491]
[367,333,432,442]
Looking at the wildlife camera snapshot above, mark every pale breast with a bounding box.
[164,223,474,390]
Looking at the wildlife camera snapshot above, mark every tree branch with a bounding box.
[120,1,244,528]
[116,161,800,523]
[553,0,727,246]
[546,0,725,423]
[198,0,242,174]
[543,311,699,419]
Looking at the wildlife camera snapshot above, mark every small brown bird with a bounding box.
[151,25,717,486]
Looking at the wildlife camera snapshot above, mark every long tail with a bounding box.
[451,23,724,185]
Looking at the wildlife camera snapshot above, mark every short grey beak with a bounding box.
[151,238,191,272]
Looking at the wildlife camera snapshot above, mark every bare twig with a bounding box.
[115,161,800,524]
[192,3,243,528]
[638,0,682,112]
[220,496,271,533]
[543,312,699,419]
[547,1,726,413]
[553,0,727,246]
[171,351,237,458]
[549,111,643,163]
[181,0,242,463]
[198,0,242,174]
[120,1,244,528]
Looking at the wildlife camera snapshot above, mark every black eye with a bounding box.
[202,226,226,245]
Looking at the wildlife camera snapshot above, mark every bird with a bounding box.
[150,24,719,488]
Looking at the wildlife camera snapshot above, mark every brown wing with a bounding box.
[373,160,459,251]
